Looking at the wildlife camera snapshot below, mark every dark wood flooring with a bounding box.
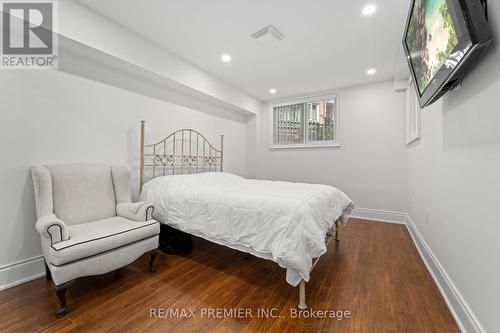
[0,219,459,332]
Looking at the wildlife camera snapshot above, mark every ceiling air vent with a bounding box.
[250,25,285,48]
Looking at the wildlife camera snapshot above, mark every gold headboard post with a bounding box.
[220,134,224,172]
[140,120,145,190]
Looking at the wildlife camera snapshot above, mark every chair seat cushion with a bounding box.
[49,217,159,266]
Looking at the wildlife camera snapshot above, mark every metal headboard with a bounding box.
[140,120,224,189]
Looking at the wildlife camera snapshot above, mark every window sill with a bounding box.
[269,143,341,150]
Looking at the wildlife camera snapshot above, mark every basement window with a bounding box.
[271,94,339,149]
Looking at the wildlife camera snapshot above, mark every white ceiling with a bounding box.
[79,0,409,101]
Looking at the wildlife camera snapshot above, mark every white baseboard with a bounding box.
[405,215,484,333]
[350,207,407,224]
[0,255,45,291]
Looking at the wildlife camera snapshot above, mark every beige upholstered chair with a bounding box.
[31,164,160,317]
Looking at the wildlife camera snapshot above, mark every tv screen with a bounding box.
[403,0,491,108]
[406,0,458,95]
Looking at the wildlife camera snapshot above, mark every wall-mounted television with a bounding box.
[403,0,492,108]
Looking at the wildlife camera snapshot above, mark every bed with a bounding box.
[138,121,354,309]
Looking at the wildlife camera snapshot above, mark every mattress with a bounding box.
[140,172,354,286]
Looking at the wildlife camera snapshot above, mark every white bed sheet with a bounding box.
[140,172,353,286]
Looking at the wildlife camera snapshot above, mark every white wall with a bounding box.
[0,69,248,289]
[407,3,500,331]
[255,81,408,216]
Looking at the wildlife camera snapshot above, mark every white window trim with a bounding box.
[269,92,340,149]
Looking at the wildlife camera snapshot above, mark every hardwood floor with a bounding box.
[0,219,459,333]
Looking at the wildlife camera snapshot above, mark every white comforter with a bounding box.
[140,172,353,286]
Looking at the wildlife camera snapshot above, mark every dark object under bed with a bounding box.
[159,224,193,254]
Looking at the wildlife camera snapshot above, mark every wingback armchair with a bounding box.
[31,164,160,317]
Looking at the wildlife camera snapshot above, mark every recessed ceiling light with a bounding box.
[221,54,231,62]
[269,89,277,94]
[362,4,377,16]
[367,68,377,75]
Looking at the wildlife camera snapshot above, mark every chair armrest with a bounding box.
[116,202,154,222]
[35,214,70,245]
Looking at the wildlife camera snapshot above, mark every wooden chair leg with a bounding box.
[149,250,158,273]
[55,280,74,318]
[45,261,52,281]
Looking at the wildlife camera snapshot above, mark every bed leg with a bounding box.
[298,280,307,310]
[334,219,341,241]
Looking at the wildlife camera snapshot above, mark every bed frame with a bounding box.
[139,120,345,309]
